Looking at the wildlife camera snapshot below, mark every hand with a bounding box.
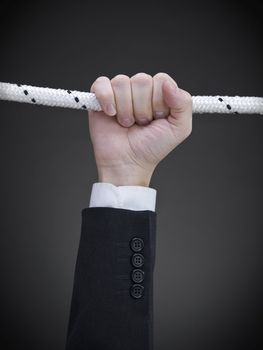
[88,73,192,186]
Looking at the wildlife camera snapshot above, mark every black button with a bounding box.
[130,284,144,299]
[131,253,144,268]
[130,238,144,252]
[131,269,145,283]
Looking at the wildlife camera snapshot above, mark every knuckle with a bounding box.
[153,72,171,81]
[182,89,193,106]
[111,74,130,87]
[90,76,109,92]
[95,76,109,83]
[90,82,96,92]
[131,72,152,84]
[95,90,112,101]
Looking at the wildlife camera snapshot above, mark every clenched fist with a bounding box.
[88,73,192,186]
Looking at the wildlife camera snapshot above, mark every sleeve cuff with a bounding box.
[89,182,157,212]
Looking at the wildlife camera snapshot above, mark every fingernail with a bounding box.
[122,118,133,127]
[138,118,149,125]
[106,103,116,116]
[154,111,166,119]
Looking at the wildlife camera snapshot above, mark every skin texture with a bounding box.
[89,72,193,186]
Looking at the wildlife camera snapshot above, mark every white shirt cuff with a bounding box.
[89,182,156,212]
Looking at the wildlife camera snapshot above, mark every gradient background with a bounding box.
[0,0,263,349]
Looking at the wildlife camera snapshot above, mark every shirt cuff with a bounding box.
[89,182,157,212]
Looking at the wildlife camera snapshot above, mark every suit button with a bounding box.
[130,238,144,252]
[131,253,144,268]
[131,269,145,283]
[130,284,144,299]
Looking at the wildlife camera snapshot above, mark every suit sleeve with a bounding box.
[65,207,157,350]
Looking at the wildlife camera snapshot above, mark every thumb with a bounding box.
[162,80,192,128]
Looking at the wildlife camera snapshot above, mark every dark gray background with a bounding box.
[0,0,262,349]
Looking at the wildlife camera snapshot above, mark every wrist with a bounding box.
[97,164,154,187]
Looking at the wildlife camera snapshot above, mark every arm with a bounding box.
[65,73,192,350]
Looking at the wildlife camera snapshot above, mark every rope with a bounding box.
[0,82,263,115]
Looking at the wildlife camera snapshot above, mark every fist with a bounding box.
[89,73,192,186]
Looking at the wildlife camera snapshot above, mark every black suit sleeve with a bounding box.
[65,207,157,350]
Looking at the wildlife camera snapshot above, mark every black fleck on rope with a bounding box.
[16,84,37,104]
[67,89,81,104]
[218,97,239,114]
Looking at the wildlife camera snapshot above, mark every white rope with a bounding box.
[0,82,263,115]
